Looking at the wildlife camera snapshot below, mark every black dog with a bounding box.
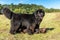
[33,9,45,33]
[1,7,45,35]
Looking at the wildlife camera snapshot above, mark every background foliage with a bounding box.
[0,3,60,14]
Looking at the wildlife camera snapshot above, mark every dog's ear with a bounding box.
[34,9,45,19]
[1,7,13,19]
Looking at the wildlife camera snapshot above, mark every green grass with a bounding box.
[0,13,60,40]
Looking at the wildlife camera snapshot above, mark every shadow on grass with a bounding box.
[39,28,54,33]
[14,28,54,35]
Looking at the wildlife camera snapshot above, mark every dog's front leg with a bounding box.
[35,24,39,34]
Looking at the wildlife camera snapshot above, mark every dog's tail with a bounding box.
[1,7,13,19]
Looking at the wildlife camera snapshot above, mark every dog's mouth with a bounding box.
[40,17,43,19]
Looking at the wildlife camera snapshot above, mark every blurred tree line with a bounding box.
[0,3,60,14]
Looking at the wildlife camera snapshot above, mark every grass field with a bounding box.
[0,13,60,40]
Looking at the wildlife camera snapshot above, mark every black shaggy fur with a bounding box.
[1,7,45,35]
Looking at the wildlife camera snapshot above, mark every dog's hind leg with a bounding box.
[10,19,21,34]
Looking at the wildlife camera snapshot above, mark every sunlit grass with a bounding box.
[0,13,60,40]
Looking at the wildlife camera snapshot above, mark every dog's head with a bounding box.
[34,9,45,21]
